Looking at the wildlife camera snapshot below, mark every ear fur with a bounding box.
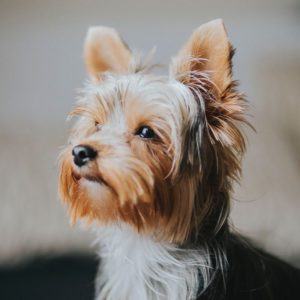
[172,19,232,93]
[84,26,132,81]
[171,19,249,189]
[172,19,247,152]
[170,20,249,240]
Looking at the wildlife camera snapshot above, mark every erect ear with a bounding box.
[172,19,233,95]
[172,19,247,175]
[84,27,132,81]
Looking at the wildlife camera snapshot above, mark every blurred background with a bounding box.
[0,0,299,298]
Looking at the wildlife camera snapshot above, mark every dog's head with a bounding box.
[59,20,247,243]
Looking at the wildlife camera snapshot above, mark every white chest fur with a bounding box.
[94,225,208,300]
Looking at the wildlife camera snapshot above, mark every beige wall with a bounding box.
[0,0,299,266]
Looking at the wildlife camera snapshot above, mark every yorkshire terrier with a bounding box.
[58,19,300,300]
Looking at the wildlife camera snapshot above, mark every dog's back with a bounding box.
[201,233,300,300]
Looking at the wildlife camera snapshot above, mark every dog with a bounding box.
[58,19,300,300]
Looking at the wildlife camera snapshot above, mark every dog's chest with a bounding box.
[94,225,201,300]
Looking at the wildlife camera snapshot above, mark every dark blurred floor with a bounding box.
[0,255,97,300]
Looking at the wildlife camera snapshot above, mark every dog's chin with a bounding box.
[72,164,106,186]
[71,165,112,201]
[80,174,104,185]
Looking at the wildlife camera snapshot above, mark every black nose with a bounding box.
[72,145,97,167]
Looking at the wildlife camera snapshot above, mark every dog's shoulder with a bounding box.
[200,234,300,300]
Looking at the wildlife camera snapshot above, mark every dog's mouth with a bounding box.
[72,169,107,186]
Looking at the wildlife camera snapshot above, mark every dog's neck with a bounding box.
[93,224,211,300]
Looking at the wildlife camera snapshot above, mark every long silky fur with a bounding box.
[58,49,248,297]
[58,25,300,300]
[94,225,208,300]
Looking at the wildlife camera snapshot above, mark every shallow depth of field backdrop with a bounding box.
[0,0,300,267]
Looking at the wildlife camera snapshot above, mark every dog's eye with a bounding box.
[136,126,156,139]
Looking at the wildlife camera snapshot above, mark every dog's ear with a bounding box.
[84,27,132,81]
[172,19,246,146]
[172,19,248,179]
[172,19,232,94]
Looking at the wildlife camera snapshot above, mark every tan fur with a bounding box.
[84,27,132,81]
[58,20,249,244]
[172,19,248,240]
[173,19,231,93]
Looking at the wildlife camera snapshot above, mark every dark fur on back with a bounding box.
[198,231,300,300]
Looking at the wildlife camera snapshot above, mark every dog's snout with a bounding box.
[72,145,97,167]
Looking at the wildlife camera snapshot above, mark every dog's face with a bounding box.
[59,20,247,243]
